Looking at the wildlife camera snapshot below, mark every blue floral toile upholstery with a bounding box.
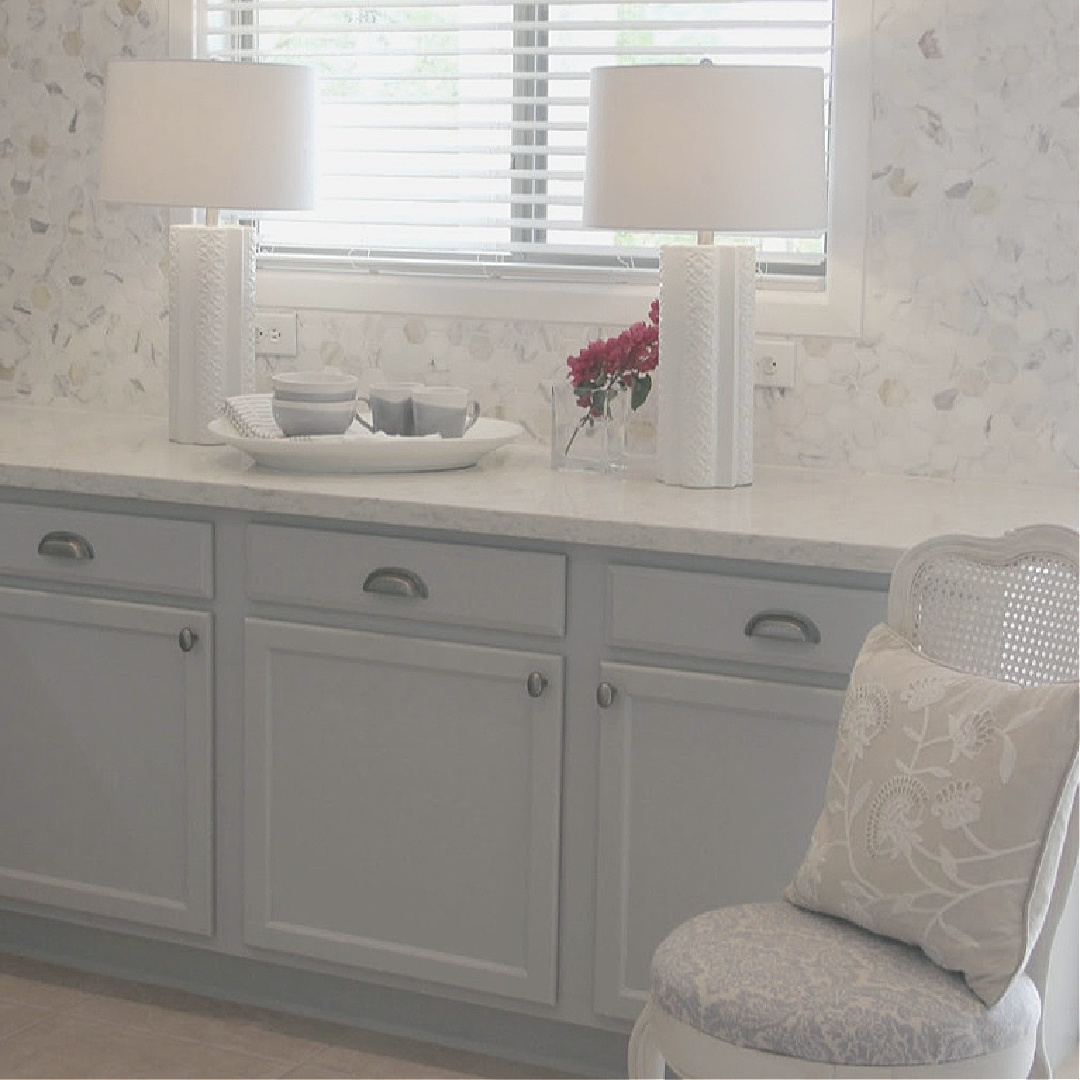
[649,902,1039,1067]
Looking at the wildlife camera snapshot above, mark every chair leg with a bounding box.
[1029,1032,1050,1080]
[628,999,666,1079]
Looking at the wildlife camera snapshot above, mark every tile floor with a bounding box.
[0,953,574,1079]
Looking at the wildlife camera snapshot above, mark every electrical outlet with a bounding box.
[254,312,298,357]
[754,337,797,388]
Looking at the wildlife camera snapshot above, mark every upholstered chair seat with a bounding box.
[648,902,1039,1074]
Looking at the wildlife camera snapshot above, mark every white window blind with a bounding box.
[197,0,833,279]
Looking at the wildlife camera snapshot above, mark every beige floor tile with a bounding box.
[71,982,330,1064]
[287,1054,473,1080]
[0,954,137,1011]
[290,1047,480,1079]
[304,1039,567,1080]
[0,1014,297,1079]
[236,1014,573,1079]
[0,971,93,1013]
[279,1065,361,1080]
[0,1001,53,1041]
[0,955,573,1080]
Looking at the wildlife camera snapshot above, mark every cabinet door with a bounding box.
[0,588,213,934]
[593,661,843,1020]
[243,618,563,1004]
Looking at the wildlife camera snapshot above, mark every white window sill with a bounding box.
[255,259,864,339]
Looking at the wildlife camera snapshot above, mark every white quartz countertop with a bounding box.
[0,404,1075,574]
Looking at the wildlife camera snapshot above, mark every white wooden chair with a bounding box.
[628,525,1079,1079]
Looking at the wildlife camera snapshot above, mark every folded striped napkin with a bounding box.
[222,394,290,439]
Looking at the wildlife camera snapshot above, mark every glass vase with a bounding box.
[550,380,630,474]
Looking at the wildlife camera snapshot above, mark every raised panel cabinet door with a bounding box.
[243,618,563,1004]
[0,587,213,934]
[593,661,844,1020]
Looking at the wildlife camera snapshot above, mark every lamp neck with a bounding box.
[696,230,714,246]
[205,207,221,228]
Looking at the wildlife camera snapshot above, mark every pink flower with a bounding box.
[562,301,660,452]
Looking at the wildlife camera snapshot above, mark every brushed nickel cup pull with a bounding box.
[178,627,198,653]
[743,610,821,645]
[37,531,94,561]
[596,682,616,709]
[362,567,430,599]
[526,672,548,698]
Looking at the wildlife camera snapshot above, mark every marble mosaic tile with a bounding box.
[0,0,1075,484]
[0,0,168,411]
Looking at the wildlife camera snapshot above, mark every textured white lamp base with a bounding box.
[168,224,257,445]
[657,244,755,488]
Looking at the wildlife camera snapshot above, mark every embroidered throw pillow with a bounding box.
[786,622,1079,1007]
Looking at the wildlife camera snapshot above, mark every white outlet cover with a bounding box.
[753,337,797,388]
[255,312,298,356]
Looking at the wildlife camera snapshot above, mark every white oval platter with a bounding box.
[208,416,524,474]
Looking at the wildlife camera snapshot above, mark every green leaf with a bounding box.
[630,373,652,411]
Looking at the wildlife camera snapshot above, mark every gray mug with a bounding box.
[411,387,481,439]
[355,383,422,437]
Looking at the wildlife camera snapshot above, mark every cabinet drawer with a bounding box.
[607,564,886,676]
[247,524,566,637]
[0,503,213,599]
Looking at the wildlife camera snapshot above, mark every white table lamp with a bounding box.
[100,60,316,444]
[584,63,827,487]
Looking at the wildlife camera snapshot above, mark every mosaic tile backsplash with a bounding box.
[0,0,1076,484]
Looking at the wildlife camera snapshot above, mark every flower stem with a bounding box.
[564,412,593,455]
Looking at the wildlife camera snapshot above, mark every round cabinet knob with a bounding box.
[178,627,198,653]
[526,672,548,698]
[596,682,617,709]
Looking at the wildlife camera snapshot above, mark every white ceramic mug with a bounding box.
[411,386,481,439]
[356,382,423,436]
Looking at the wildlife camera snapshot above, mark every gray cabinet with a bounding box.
[0,587,213,935]
[0,502,214,935]
[0,492,904,1067]
[241,525,567,1004]
[592,661,844,1020]
[592,564,887,1020]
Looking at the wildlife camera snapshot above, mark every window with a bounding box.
[180,0,869,335]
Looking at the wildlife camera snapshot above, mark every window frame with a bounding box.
[169,0,871,338]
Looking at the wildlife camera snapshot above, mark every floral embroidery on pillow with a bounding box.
[865,775,928,860]
[948,708,995,762]
[786,622,1079,1005]
[932,780,982,830]
[838,682,890,758]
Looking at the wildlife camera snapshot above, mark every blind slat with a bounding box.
[199,0,834,276]
[207,19,831,33]
[206,0,826,10]
[214,45,829,58]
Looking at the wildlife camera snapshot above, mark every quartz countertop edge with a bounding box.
[0,405,1075,575]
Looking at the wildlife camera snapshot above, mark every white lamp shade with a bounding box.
[584,64,827,233]
[99,59,316,211]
